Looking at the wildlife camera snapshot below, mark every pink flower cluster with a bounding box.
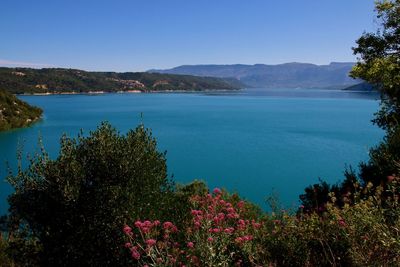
[123,220,179,262]
[123,188,264,266]
[188,188,262,246]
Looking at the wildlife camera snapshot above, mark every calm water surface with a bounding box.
[0,89,383,213]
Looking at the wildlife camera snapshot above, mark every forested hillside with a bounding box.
[0,89,42,131]
[0,68,243,94]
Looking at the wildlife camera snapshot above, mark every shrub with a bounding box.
[123,188,266,266]
[6,122,173,266]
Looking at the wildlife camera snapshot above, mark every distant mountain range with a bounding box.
[149,62,361,89]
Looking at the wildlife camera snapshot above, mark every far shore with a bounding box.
[17,88,239,96]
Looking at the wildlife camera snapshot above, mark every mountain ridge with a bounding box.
[149,62,360,89]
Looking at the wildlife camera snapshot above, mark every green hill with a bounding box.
[0,67,243,94]
[0,89,42,131]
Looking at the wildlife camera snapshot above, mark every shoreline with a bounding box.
[17,88,240,96]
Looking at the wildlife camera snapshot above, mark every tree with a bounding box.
[351,0,400,187]
[6,122,173,266]
[300,1,400,210]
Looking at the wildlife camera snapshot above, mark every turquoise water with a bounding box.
[0,89,383,213]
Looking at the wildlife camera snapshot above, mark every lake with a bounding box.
[0,89,383,213]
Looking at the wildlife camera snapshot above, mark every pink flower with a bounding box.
[213,188,222,195]
[207,237,213,242]
[224,227,234,234]
[123,225,132,235]
[243,235,253,241]
[124,242,132,248]
[131,249,140,260]
[252,222,261,229]
[163,221,177,231]
[338,219,346,227]
[226,207,235,214]
[191,210,202,216]
[134,221,142,228]
[153,220,161,226]
[146,239,157,247]
[187,242,194,248]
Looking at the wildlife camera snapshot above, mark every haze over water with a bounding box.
[0,89,383,213]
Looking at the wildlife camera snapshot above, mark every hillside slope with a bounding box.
[0,68,243,94]
[0,89,42,131]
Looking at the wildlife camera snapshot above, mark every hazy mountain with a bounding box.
[149,62,360,89]
[343,82,376,91]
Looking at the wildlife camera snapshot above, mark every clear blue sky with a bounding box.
[0,0,376,71]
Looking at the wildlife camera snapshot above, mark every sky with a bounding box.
[0,0,377,72]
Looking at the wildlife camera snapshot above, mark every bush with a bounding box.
[6,122,173,266]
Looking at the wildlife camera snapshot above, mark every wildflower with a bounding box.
[146,239,157,247]
[191,210,201,215]
[224,227,234,234]
[123,225,132,235]
[187,242,194,248]
[243,235,253,241]
[213,188,222,195]
[226,207,235,214]
[124,242,132,248]
[163,221,173,229]
[207,237,214,242]
[163,221,178,232]
[338,218,346,227]
[252,221,262,229]
[131,249,140,260]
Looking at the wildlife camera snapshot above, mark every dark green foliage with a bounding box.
[0,67,243,94]
[301,0,400,212]
[350,0,400,188]
[6,122,175,266]
[0,89,42,131]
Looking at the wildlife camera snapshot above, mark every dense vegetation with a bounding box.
[300,0,400,213]
[0,68,243,94]
[0,89,42,131]
[1,1,400,266]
